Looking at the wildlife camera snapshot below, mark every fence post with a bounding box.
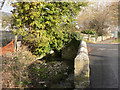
[88,34,90,41]
[15,35,17,52]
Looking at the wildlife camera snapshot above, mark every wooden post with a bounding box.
[102,36,103,41]
[88,34,90,41]
[15,35,17,52]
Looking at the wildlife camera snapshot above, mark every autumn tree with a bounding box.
[77,2,118,36]
[105,2,118,27]
[11,2,87,56]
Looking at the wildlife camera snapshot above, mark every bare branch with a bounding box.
[0,0,5,10]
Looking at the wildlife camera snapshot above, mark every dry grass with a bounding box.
[2,44,72,88]
[2,45,36,88]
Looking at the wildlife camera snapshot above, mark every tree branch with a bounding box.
[0,0,5,10]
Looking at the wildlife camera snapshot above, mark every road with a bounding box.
[88,44,119,88]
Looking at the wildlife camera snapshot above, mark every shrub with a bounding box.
[11,2,87,56]
[81,29,96,35]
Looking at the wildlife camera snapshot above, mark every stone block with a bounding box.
[74,40,90,88]
[91,37,96,43]
[78,47,88,55]
[80,41,87,48]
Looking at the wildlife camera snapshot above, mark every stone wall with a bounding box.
[74,41,90,88]
[82,34,114,43]
[62,39,90,88]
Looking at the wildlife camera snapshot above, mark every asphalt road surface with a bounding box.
[88,44,119,88]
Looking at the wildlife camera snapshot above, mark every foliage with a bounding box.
[81,29,96,35]
[28,60,70,88]
[72,32,83,40]
[77,2,118,36]
[2,42,73,88]
[59,23,82,41]
[11,2,87,56]
[88,18,108,36]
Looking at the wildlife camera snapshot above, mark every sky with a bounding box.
[1,0,119,13]
[1,0,14,13]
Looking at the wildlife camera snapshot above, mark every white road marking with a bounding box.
[97,48,106,50]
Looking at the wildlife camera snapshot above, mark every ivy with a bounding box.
[11,2,87,56]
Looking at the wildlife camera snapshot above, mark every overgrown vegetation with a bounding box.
[11,2,87,56]
[28,60,72,88]
[2,46,36,88]
[2,45,74,88]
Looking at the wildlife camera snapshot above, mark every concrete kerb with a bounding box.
[74,40,90,88]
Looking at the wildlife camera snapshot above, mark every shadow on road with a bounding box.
[88,44,118,89]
